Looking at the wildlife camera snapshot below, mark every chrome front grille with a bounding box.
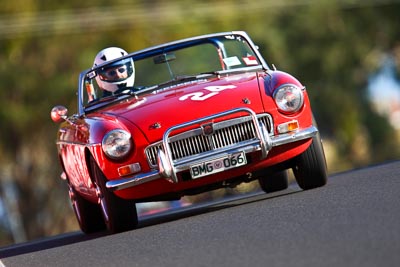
[145,113,273,167]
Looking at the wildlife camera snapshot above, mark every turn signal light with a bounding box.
[277,120,299,134]
[118,163,141,177]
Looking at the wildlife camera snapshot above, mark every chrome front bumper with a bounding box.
[106,107,318,191]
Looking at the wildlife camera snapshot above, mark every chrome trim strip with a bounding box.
[56,141,100,147]
[78,72,85,116]
[271,126,318,147]
[106,170,161,191]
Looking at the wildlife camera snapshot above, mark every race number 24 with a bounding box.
[179,85,236,101]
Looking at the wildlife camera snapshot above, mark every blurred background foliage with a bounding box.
[1,0,400,246]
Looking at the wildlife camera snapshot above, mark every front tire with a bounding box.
[68,183,106,234]
[89,156,139,233]
[258,170,289,193]
[292,134,327,190]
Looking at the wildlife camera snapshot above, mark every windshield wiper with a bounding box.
[149,73,212,89]
[112,88,139,97]
[85,88,137,108]
[175,71,220,81]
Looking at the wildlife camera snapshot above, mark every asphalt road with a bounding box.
[1,160,400,267]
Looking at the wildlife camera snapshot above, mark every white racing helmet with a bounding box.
[93,47,135,93]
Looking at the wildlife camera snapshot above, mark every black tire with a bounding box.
[89,156,139,233]
[68,183,106,234]
[258,170,289,193]
[292,133,327,190]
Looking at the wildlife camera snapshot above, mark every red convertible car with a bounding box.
[51,31,327,234]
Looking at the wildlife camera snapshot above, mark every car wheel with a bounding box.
[292,133,327,190]
[89,156,139,233]
[258,170,289,193]
[68,183,106,233]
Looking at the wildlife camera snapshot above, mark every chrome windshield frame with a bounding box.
[77,31,270,116]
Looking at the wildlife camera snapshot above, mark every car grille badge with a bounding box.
[201,122,214,136]
[150,122,161,129]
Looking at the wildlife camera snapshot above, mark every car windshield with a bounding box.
[80,32,264,111]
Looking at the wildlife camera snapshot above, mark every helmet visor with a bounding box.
[98,59,134,82]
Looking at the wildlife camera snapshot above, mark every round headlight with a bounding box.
[273,85,304,113]
[102,129,132,159]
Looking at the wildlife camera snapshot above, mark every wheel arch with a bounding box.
[85,147,98,186]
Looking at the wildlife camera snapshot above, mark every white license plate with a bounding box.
[190,152,247,179]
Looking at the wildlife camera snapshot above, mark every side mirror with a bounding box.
[51,105,68,123]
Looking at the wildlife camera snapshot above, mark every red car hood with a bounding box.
[103,72,266,143]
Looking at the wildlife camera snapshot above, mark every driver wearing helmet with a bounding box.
[93,47,135,96]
